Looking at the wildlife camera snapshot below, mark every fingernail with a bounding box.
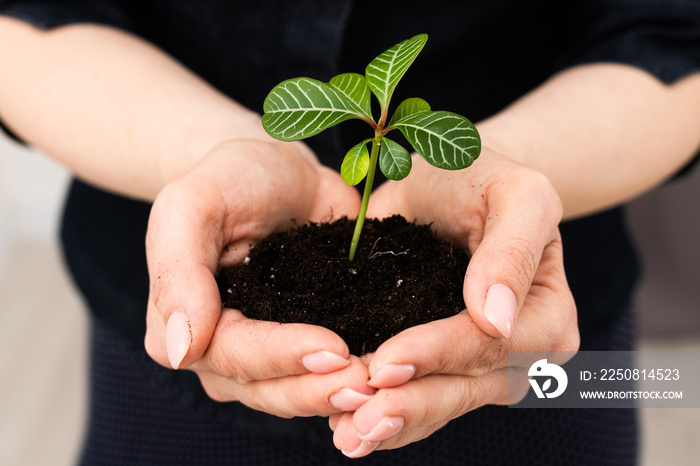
[483,283,517,338]
[342,440,380,459]
[166,310,191,369]
[368,364,416,388]
[359,416,405,442]
[329,388,373,411]
[301,351,350,374]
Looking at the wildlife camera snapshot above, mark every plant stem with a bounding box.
[349,134,382,261]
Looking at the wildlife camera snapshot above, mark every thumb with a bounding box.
[145,182,225,369]
[150,262,222,370]
[464,176,562,339]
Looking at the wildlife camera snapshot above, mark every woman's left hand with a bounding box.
[330,150,579,457]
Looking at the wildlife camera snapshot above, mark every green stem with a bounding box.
[349,134,382,261]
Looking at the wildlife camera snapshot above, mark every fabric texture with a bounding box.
[80,307,637,465]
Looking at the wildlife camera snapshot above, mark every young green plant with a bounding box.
[262,34,481,260]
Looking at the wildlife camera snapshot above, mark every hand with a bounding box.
[144,139,373,417]
[330,149,579,457]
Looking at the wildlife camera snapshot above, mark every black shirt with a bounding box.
[3,3,700,464]
[1,0,700,348]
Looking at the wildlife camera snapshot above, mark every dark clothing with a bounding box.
[2,0,700,464]
[81,305,638,466]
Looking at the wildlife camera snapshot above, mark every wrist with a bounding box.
[154,110,320,196]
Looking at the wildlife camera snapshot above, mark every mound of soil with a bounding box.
[216,215,470,355]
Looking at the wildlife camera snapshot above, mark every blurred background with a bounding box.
[1,130,699,465]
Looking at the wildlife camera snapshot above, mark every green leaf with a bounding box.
[329,73,373,120]
[389,97,431,127]
[379,137,412,180]
[365,34,428,113]
[394,111,481,170]
[262,77,366,141]
[341,140,370,186]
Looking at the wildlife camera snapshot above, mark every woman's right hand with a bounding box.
[144,139,374,418]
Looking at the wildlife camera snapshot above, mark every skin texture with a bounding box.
[1,16,700,457]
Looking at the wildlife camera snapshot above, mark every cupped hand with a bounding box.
[144,138,373,417]
[330,149,579,456]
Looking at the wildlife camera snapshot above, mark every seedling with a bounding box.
[262,34,481,260]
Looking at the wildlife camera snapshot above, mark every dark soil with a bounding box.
[216,215,470,356]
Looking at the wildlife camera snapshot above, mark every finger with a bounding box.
[463,171,563,338]
[309,165,362,221]
[329,412,344,432]
[367,245,577,388]
[197,356,374,418]
[331,412,389,459]
[144,143,360,371]
[366,311,500,388]
[332,412,382,458]
[145,179,227,369]
[191,308,352,382]
[365,179,408,220]
[335,370,509,456]
[502,242,580,357]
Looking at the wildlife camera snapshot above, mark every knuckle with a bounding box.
[204,386,230,403]
[551,297,580,354]
[501,238,540,291]
[521,169,563,222]
[197,374,235,403]
[505,367,530,405]
[540,324,579,356]
[206,347,251,386]
[243,385,267,411]
[465,337,510,377]
[384,422,443,451]
[452,377,484,416]
[553,326,580,354]
[246,386,296,419]
[202,350,247,386]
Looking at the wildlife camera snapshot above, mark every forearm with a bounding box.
[0,17,298,200]
[477,63,700,219]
